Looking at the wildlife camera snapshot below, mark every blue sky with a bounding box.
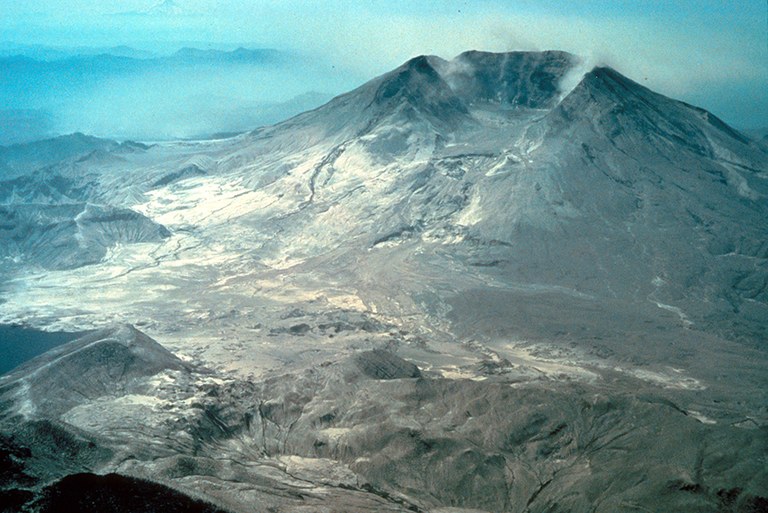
[2,0,767,128]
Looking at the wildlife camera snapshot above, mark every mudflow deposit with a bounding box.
[1,51,767,512]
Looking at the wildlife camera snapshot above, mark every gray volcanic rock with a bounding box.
[0,325,198,509]
[0,324,187,420]
[369,55,471,131]
[437,50,575,108]
[0,50,767,513]
[0,171,96,204]
[0,203,170,270]
[0,327,766,513]
[352,349,422,380]
[144,350,766,513]
[152,163,208,187]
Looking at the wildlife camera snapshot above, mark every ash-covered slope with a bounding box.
[0,50,767,512]
[0,330,433,513]
[0,324,187,420]
[0,326,240,513]
[3,335,765,513]
[0,203,170,270]
[1,51,765,378]
[0,134,170,272]
[236,51,574,152]
[214,50,768,342]
[438,63,768,342]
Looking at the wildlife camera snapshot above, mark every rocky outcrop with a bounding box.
[0,325,187,420]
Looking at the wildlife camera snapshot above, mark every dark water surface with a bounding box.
[0,324,87,375]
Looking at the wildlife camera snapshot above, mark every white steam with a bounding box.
[437,54,476,92]
[556,51,619,102]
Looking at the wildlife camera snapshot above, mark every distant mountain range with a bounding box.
[0,45,286,66]
[0,43,158,61]
[117,0,188,16]
[0,45,338,144]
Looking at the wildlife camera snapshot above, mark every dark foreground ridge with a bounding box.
[13,473,231,513]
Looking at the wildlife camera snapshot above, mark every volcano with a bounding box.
[0,51,766,512]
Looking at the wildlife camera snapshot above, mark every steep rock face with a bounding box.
[233,55,471,158]
[550,67,757,155]
[243,51,574,148]
[438,50,575,108]
[370,56,470,131]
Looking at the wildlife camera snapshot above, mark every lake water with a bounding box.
[0,324,87,375]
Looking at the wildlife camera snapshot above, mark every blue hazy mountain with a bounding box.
[0,133,122,176]
[0,45,341,144]
[0,42,157,61]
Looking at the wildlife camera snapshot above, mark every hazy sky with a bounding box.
[2,0,767,128]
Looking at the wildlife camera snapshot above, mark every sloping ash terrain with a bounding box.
[0,51,766,512]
